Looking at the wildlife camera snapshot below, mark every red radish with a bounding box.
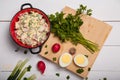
[37,61,46,74]
[52,43,60,53]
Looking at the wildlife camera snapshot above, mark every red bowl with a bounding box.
[10,3,50,53]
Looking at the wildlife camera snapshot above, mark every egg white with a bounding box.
[74,54,88,67]
[59,52,72,67]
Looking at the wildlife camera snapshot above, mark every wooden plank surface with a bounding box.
[0,21,119,79]
[40,6,112,78]
[1,71,120,80]
[0,0,120,80]
[0,0,120,21]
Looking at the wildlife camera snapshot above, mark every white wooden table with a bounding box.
[0,0,120,80]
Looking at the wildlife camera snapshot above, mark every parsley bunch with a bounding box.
[48,5,98,53]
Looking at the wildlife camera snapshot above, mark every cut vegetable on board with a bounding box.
[40,6,112,78]
[74,54,88,67]
[59,52,72,67]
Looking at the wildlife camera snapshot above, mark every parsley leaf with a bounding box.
[48,4,98,53]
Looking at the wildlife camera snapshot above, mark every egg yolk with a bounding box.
[76,56,85,64]
[62,54,71,64]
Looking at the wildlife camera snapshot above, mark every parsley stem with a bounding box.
[48,4,99,53]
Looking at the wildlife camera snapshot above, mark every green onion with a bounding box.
[53,57,57,61]
[7,59,29,80]
[15,47,20,52]
[7,60,22,80]
[23,77,28,80]
[88,67,91,71]
[56,73,60,77]
[66,75,70,80]
[84,55,88,58]
[24,50,28,54]
[85,77,88,80]
[103,77,107,80]
[17,65,32,80]
[45,45,48,48]
[44,51,48,55]
[76,68,84,74]
[27,74,37,80]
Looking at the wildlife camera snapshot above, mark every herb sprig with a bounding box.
[48,4,98,53]
[76,4,92,16]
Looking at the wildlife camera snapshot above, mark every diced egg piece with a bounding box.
[74,54,88,67]
[59,52,72,67]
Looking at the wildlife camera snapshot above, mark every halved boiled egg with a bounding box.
[59,52,72,67]
[74,54,88,67]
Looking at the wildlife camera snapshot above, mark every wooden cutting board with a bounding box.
[39,6,112,78]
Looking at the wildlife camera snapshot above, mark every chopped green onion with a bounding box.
[44,51,48,55]
[103,77,107,80]
[66,75,70,80]
[15,47,20,52]
[85,77,88,80]
[24,50,28,54]
[53,57,57,61]
[84,55,88,58]
[76,68,84,74]
[56,73,60,77]
[88,67,91,71]
[45,45,48,48]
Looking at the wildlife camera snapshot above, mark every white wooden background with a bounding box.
[0,0,120,80]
